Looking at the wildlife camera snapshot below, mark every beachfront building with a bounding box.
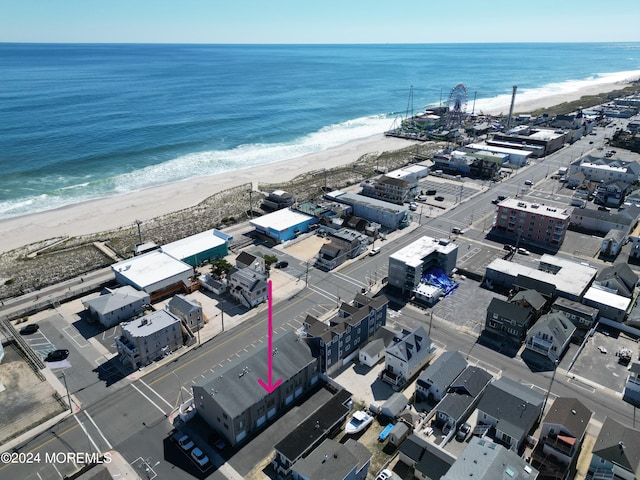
[82,285,150,328]
[262,189,295,211]
[324,190,409,230]
[115,310,183,369]
[249,208,317,243]
[360,174,414,205]
[493,198,571,249]
[192,331,319,447]
[160,229,231,267]
[387,235,458,297]
[465,143,532,168]
[381,326,435,389]
[112,250,195,301]
[484,254,597,302]
[167,294,204,332]
[489,127,567,157]
[302,293,388,374]
[568,154,640,184]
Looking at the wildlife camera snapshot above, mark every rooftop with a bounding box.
[82,286,149,315]
[161,229,226,261]
[390,236,458,268]
[292,438,371,480]
[121,309,180,338]
[583,286,632,311]
[249,208,314,232]
[498,198,571,220]
[112,251,193,290]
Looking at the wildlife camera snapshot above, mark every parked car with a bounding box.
[524,179,533,185]
[191,447,209,467]
[426,189,437,195]
[19,324,39,335]
[376,469,393,480]
[369,248,380,256]
[409,202,418,211]
[434,196,445,201]
[45,349,69,362]
[503,244,516,251]
[517,248,530,255]
[598,346,608,354]
[456,423,472,442]
[176,434,195,451]
[497,195,508,201]
[274,261,289,269]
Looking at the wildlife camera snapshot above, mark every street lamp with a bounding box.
[171,370,184,407]
[60,371,72,413]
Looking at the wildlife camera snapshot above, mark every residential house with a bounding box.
[381,326,436,389]
[228,267,268,308]
[315,228,367,270]
[235,251,265,273]
[193,331,320,447]
[82,285,150,328]
[115,310,183,369]
[415,350,467,403]
[595,180,631,207]
[167,294,204,332]
[623,363,640,408]
[594,263,638,298]
[588,416,640,480]
[358,339,385,367]
[290,438,371,480]
[511,289,547,315]
[398,433,456,480]
[550,297,598,339]
[525,312,576,364]
[441,437,539,480]
[476,377,545,452]
[485,298,536,344]
[569,204,640,236]
[360,174,414,205]
[601,229,627,257]
[262,189,295,211]
[568,154,640,184]
[434,366,493,434]
[582,286,631,323]
[531,397,592,480]
[303,294,388,374]
[272,389,352,478]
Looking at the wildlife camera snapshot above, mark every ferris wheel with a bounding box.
[446,83,468,126]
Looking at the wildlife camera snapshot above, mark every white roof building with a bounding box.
[161,229,228,266]
[583,286,631,323]
[112,250,194,297]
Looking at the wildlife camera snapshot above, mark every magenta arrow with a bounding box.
[258,279,282,394]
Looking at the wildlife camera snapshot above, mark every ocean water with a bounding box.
[1,42,640,220]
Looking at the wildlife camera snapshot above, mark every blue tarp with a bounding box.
[422,267,458,297]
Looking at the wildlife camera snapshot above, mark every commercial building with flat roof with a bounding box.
[484,254,597,301]
[112,251,194,300]
[324,190,409,230]
[388,236,458,296]
[160,229,230,267]
[249,208,316,243]
[582,286,631,323]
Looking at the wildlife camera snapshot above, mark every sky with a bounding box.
[2,0,640,44]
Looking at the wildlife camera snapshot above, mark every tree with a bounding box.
[210,258,233,278]
[263,254,278,270]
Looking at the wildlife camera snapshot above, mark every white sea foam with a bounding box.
[472,70,640,114]
[111,114,391,194]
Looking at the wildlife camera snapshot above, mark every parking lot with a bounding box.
[569,328,639,394]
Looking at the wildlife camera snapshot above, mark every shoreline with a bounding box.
[1,75,638,254]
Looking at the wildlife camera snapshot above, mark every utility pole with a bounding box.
[220,300,225,332]
[540,360,559,423]
[60,371,72,413]
[135,219,143,245]
[248,189,253,218]
[172,370,184,407]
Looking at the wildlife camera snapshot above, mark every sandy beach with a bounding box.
[0,75,637,255]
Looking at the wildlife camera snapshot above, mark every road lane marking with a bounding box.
[138,379,173,410]
[84,410,113,450]
[73,413,100,453]
[131,383,167,415]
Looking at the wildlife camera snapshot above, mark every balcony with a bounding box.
[115,337,139,356]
